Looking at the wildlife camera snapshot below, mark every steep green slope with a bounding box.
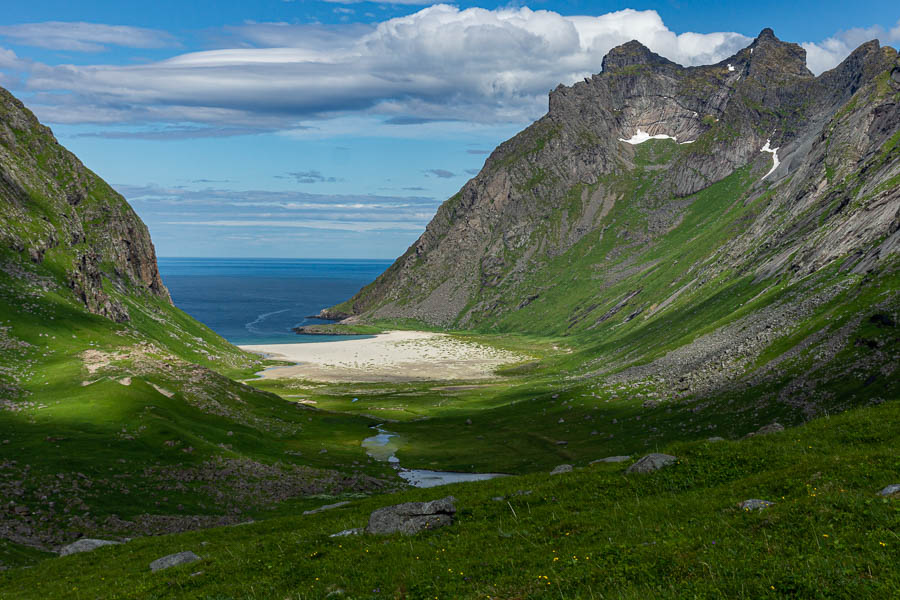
[0,87,395,566]
[327,31,899,420]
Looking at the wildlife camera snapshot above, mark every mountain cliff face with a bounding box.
[331,29,899,405]
[0,86,170,322]
[335,29,898,327]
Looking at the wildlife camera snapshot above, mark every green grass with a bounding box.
[2,397,898,599]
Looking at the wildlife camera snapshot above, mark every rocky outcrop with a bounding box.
[365,496,456,535]
[58,538,120,556]
[329,30,899,332]
[625,453,677,473]
[149,550,200,572]
[0,86,171,321]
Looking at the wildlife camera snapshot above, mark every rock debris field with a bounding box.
[242,331,527,383]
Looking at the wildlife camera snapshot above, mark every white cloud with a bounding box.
[802,19,900,74]
[0,21,178,52]
[6,7,895,131]
[7,7,754,129]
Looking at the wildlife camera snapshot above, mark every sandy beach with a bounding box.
[241,330,526,383]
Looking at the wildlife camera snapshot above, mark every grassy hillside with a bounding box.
[2,396,897,599]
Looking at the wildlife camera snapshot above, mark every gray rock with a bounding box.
[365,496,456,535]
[59,538,120,556]
[150,551,201,572]
[550,464,573,475]
[744,423,784,438]
[303,501,350,515]
[329,528,363,538]
[590,455,630,464]
[740,499,775,511]
[878,484,900,496]
[707,436,725,442]
[625,453,677,474]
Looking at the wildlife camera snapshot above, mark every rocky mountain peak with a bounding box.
[601,40,679,73]
[747,27,813,79]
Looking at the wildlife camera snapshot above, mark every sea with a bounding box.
[157,257,392,346]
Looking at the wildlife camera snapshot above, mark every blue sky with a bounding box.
[1,1,898,258]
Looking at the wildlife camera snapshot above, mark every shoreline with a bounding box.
[241,330,526,383]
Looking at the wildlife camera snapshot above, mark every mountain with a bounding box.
[330,29,899,406]
[0,87,393,562]
[0,87,170,323]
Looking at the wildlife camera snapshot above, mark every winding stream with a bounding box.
[362,424,508,488]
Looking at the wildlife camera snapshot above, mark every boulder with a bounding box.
[550,464,573,475]
[59,538,120,556]
[878,484,900,496]
[707,436,725,442]
[366,496,456,535]
[590,456,630,464]
[740,499,775,511]
[150,551,201,572]
[744,423,784,438]
[626,453,677,473]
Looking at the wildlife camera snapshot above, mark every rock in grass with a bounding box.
[150,551,201,572]
[740,499,775,511]
[366,496,456,535]
[550,464,573,475]
[625,453,677,474]
[329,528,363,538]
[303,501,350,515]
[707,436,725,442]
[878,484,900,496]
[744,423,784,438]
[59,539,120,556]
[590,456,630,464]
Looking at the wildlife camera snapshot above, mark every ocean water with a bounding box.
[157,257,392,345]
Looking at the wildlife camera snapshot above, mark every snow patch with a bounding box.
[679,140,695,144]
[760,139,780,179]
[727,63,735,72]
[618,129,677,145]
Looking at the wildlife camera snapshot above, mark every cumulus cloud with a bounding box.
[6,7,894,131]
[802,19,900,74]
[6,6,755,129]
[0,21,177,52]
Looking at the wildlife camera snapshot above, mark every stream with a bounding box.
[361,424,508,488]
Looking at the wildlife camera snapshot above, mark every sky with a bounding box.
[1,1,898,259]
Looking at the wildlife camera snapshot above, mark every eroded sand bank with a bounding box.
[241,330,526,383]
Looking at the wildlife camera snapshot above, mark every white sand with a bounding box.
[241,330,527,383]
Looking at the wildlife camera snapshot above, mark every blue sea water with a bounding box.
[157,257,391,345]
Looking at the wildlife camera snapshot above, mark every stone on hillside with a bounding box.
[744,423,784,438]
[626,453,677,474]
[740,499,775,511]
[366,496,456,535]
[590,455,630,464]
[59,538,120,556]
[303,501,350,515]
[878,484,900,496]
[329,528,362,538]
[550,464,573,475]
[707,436,725,442]
[150,551,201,572]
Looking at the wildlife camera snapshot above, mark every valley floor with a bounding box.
[241,330,528,383]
